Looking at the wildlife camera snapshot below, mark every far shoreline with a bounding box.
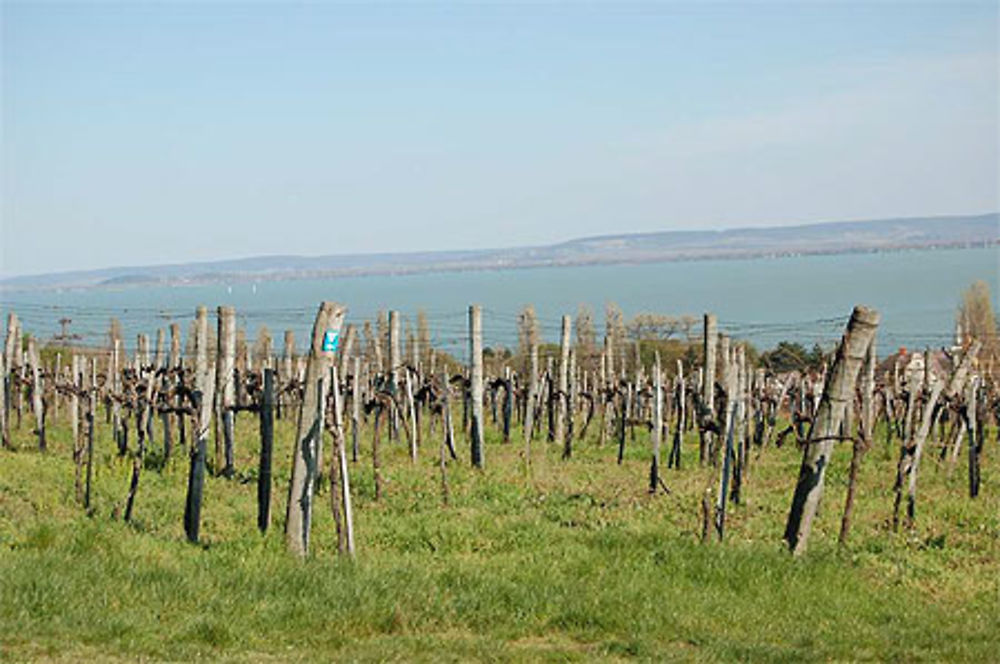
[2,239,996,297]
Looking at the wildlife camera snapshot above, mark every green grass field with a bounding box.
[1,409,998,662]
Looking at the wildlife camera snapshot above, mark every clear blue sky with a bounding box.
[2,2,997,277]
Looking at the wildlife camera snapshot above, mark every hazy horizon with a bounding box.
[3,2,998,278]
[0,210,995,281]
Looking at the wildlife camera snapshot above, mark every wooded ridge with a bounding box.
[2,212,996,291]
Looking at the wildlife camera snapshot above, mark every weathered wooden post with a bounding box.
[214,306,237,477]
[839,336,876,545]
[405,368,418,461]
[469,305,485,468]
[84,375,96,511]
[784,306,879,555]
[1,312,15,448]
[715,334,731,466]
[557,315,571,458]
[730,343,747,503]
[27,336,45,451]
[285,301,345,557]
[388,310,401,440]
[502,366,513,444]
[701,314,717,466]
[52,353,62,421]
[617,386,629,465]
[328,365,355,556]
[439,370,453,504]
[698,315,718,542]
[167,322,182,451]
[351,354,361,462]
[279,330,295,419]
[669,359,685,469]
[338,324,356,382]
[966,377,981,499]
[184,306,213,544]
[523,324,540,458]
[649,353,663,493]
[715,400,737,539]
[258,368,275,533]
[71,355,82,501]
[0,351,6,449]
[908,341,978,524]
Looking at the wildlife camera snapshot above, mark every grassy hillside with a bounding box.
[1,410,997,662]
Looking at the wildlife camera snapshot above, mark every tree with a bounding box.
[575,304,597,373]
[605,302,627,372]
[109,317,123,347]
[517,305,539,375]
[958,280,999,378]
[375,310,388,370]
[627,313,683,341]
[416,309,431,368]
[759,341,824,373]
[253,325,272,366]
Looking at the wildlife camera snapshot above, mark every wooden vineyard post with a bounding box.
[839,336,876,545]
[0,350,6,450]
[405,368,418,461]
[501,367,513,444]
[168,322,182,454]
[716,335,731,466]
[669,359,685,469]
[649,353,663,493]
[285,301,345,557]
[327,366,355,556]
[52,353,61,423]
[439,370,453,505]
[701,314,717,466]
[338,324,356,382]
[469,305,485,468]
[715,401,737,540]
[784,306,879,555]
[351,354,361,463]
[893,367,946,530]
[699,315,718,543]
[184,306,214,544]
[389,310,400,440]
[84,378,96,512]
[14,318,23,430]
[71,355,82,503]
[557,315,571,458]
[729,344,747,504]
[523,327,539,460]
[258,368,275,533]
[4,313,17,438]
[215,306,237,477]
[964,376,981,499]
[27,336,45,451]
[111,335,124,454]
[617,386,629,465]
[280,330,295,420]
[600,337,612,447]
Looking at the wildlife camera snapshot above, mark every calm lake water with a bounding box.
[3,246,997,356]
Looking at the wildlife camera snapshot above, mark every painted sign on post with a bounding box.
[322,330,340,353]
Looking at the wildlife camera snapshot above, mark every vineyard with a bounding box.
[1,300,997,661]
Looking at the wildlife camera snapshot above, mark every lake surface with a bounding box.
[3,246,997,356]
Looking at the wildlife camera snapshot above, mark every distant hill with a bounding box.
[2,213,996,291]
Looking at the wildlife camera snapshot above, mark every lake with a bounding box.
[2,246,997,357]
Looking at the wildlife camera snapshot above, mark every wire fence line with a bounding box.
[0,297,958,359]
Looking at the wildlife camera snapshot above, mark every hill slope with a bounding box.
[2,213,996,291]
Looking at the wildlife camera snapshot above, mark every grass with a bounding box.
[1,405,998,662]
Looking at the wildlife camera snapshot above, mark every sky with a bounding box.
[1,1,998,278]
